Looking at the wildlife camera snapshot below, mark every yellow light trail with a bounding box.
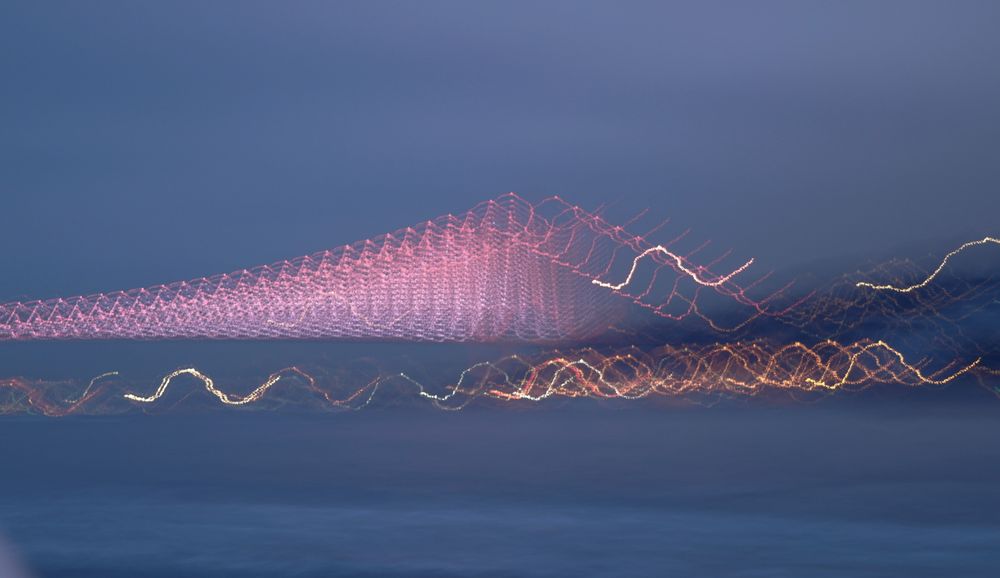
[591,244,754,290]
[857,236,999,293]
[122,367,285,406]
[109,339,983,411]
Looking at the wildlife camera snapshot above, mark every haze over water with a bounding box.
[0,405,997,577]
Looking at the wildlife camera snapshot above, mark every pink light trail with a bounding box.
[0,194,773,342]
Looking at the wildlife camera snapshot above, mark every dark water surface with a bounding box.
[1,406,999,577]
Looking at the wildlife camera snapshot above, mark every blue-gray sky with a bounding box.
[2,1,999,300]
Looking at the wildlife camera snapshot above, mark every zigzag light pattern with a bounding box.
[0,194,769,342]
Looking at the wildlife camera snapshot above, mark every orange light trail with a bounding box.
[0,339,988,416]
